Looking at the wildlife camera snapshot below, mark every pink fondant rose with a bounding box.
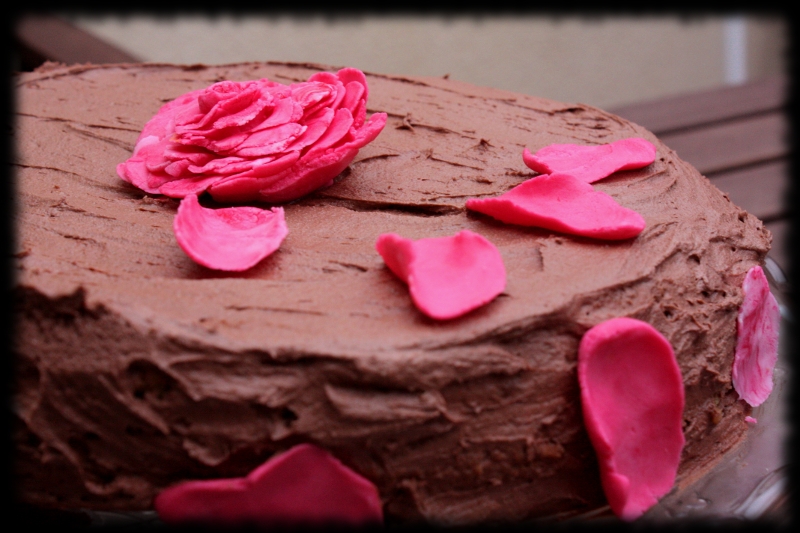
[117,68,387,204]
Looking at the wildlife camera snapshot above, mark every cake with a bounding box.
[12,61,772,524]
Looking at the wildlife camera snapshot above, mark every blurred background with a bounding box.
[16,12,787,109]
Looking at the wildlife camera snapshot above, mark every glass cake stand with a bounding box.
[28,258,793,528]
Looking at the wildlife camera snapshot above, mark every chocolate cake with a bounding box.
[13,61,772,524]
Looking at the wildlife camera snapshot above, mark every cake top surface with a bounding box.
[15,63,766,365]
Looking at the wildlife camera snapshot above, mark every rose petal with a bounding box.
[182,81,262,132]
[187,154,261,176]
[312,107,355,152]
[255,148,359,203]
[173,193,288,271]
[341,81,366,115]
[578,317,685,521]
[229,122,306,158]
[138,88,205,142]
[465,172,645,240]
[336,68,369,100]
[154,443,383,527]
[163,159,192,177]
[205,151,303,202]
[159,175,221,198]
[522,138,657,184]
[117,156,174,194]
[284,107,335,153]
[292,80,336,114]
[375,230,506,320]
[732,265,780,406]
[250,97,302,131]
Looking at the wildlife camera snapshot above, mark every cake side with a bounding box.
[13,62,771,523]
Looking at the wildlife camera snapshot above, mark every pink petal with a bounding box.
[138,88,205,142]
[311,107,355,152]
[230,122,305,157]
[522,138,657,184]
[187,154,260,175]
[250,96,302,131]
[183,81,262,131]
[284,107,335,153]
[732,265,780,406]
[154,443,383,526]
[745,416,758,424]
[117,150,175,195]
[375,230,506,320]
[163,159,192,177]
[340,81,366,116]
[465,172,645,240]
[335,68,369,129]
[159,175,221,198]
[292,80,336,113]
[256,148,359,204]
[204,151,303,202]
[163,144,214,166]
[306,71,340,86]
[336,68,369,100]
[578,317,685,521]
[173,194,288,271]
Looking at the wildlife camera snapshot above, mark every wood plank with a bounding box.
[610,76,786,135]
[658,113,787,176]
[14,15,139,70]
[708,161,788,222]
[765,219,789,276]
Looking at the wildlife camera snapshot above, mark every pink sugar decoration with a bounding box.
[375,230,506,320]
[745,416,758,424]
[465,172,645,240]
[578,317,685,521]
[522,137,656,184]
[173,193,288,271]
[154,443,383,526]
[117,68,386,203]
[732,265,780,406]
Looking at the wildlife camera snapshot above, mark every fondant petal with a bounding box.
[465,172,645,240]
[578,317,685,521]
[376,230,506,320]
[154,443,383,526]
[522,138,656,183]
[732,265,780,406]
[173,194,288,271]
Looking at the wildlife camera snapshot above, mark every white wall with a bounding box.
[67,13,787,109]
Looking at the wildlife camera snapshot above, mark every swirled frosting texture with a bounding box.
[14,62,770,524]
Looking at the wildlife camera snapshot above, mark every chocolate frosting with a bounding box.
[13,62,771,523]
